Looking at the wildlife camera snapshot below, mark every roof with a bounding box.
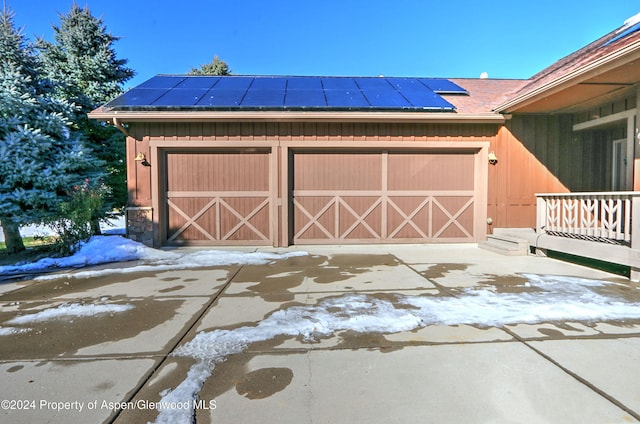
[496,14,640,113]
[89,75,526,123]
[101,75,467,112]
[90,75,517,124]
[446,78,527,114]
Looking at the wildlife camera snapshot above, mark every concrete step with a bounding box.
[492,228,537,245]
[479,234,530,256]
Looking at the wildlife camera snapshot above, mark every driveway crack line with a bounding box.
[106,264,245,424]
[502,326,640,422]
[306,348,314,424]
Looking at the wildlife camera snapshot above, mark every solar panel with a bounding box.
[321,77,360,90]
[285,88,327,107]
[288,77,323,90]
[355,78,411,108]
[418,78,467,94]
[251,77,287,90]
[152,88,210,107]
[324,88,370,108]
[175,76,221,89]
[242,89,285,107]
[105,75,465,111]
[401,87,456,110]
[197,89,247,107]
[317,77,367,108]
[604,21,640,47]
[106,88,169,107]
[136,75,185,89]
[385,78,457,110]
[214,77,253,90]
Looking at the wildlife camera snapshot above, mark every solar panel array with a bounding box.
[105,75,468,112]
[603,21,640,47]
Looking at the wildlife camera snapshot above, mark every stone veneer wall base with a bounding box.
[126,207,153,247]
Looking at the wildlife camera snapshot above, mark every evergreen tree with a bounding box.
[38,3,134,228]
[189,55,231,76]
[0,8,101,252]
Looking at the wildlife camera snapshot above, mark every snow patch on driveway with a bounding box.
[0,235,307,280]
[0,301,135,337]
[0,326,31,336]
[7,302,135,325]
[153,274,640,424]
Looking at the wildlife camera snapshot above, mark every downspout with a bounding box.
[635,86,640,190]
[112,117,129,137]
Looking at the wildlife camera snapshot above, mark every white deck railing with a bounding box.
[536,192,640,244]
[536,192,640,280]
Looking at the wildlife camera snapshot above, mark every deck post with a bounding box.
[535,195,548,256]
[631,196,640,282]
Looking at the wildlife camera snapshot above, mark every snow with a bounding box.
[6,302,134,325]
[4,230,640,422]
[0,327,31,336]
[0,216,126,243]
[153,274,640,423]
[0,301,134,336]
[0,235,308,279]
[152,362,214,424]
[622,12,640,31]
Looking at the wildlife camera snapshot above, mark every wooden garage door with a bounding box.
[164,150,272,245]
[292,150,478,244]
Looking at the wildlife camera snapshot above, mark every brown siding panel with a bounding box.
[491,117,571,230]
[127,124,152,207]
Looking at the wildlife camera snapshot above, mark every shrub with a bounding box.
[50,179,107,254]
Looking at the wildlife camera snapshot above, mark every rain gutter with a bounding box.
[88,110,506,124]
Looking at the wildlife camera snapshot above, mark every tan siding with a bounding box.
[127,123,152,207]
[144,122,497,142]
[489,121,568,229]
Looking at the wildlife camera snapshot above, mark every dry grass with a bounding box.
[0,236,58,266]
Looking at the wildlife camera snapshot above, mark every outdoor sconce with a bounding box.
[488,151,498,165]
[134,152,151,167]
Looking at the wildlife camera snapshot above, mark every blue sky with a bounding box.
[7,0,640,89]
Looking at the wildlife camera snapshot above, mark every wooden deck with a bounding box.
[535,192,640,281]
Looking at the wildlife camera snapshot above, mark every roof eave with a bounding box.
[88,110,505,124]
[494,39,640,113]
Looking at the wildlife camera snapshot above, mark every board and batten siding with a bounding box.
[125,119,603,245]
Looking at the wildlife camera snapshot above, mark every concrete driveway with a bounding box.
[1,244,639,423]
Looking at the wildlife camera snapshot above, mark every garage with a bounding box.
[161,149,273,245]
[90,75,501,247]
[158,144,484,246]
[291,148,482,244]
